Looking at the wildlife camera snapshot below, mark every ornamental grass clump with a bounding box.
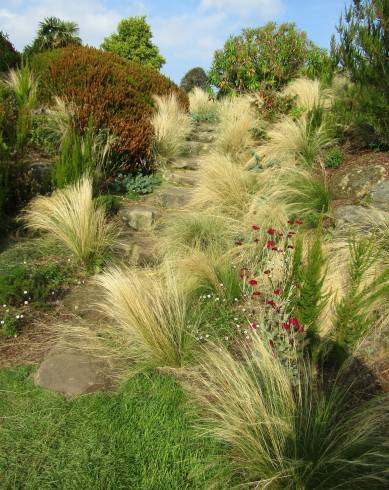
[283,77,333,113]
[214,96,257,160]
[96,262,195,369]
[151,92,192,162]
[192,152,260,220]
[21,176,118,267]
[188,87,217,120]
[188,336,389,489]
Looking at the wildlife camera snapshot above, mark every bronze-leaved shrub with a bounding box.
[30,46,188,163]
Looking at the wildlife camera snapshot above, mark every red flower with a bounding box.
[252,291,262,297]
[282,322,290,331]
[266,240,276,249]
[264,270,271,275]
[273,289,282,295]
[250,322,257,330]
[252,225,260,230]
[249,279,258,286]
[266,299,277,309]
[269,340,274,348]
[287,219,294,225]
[267,228,276,235]
[295,219,303,225]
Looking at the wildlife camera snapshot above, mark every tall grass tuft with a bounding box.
[257,116,334,167]
[188,336,389,489]
[188,87,217,120]
[4,63,38,153]
[151,93,192,162]
[21,176,118,267]
[161,211,239,257]
[277,168,332,227]
[192,152,260,219]
[283,78,333,113]
[214,96,257,160]
[96,262,195,369]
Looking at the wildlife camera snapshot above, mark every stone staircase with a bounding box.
[115,121,216,266]
[33,120,217,397]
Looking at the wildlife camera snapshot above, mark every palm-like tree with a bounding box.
[35,17,81,51]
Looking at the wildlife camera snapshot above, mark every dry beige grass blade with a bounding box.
[151,92,192,162]
[3,65,38,109]
[160,210,242,258]
[256,115,333,167]
[21,176,118,266]
[95,262,195,369]
[192,152,260,219]
[283,77,333,112]
[214,95,257,160]
[188,87,217,117]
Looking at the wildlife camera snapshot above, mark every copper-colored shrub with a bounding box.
[31,46,188,162]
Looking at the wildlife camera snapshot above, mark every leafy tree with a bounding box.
[25,17,81,54]
[180,67,208,93]
[209,22,330,94]
[331,0,389,147]
[0,31,20,73]
[101,16,165,70]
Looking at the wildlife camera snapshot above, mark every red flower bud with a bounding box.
[248,279,258,286]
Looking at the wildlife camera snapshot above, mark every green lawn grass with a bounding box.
[0,366,219,489]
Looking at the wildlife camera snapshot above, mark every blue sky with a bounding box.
[0,0,346,83]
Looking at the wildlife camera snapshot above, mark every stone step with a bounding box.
[171,157,199,171]
[189,130,216,144]
[117,203,159,231]
[156,187,193,208]
[120,232,159,265]
[183,140,209,156]
[166,171,198,187]
[34,345,113,398]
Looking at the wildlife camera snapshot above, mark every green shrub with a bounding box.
[0,31,20,73]
[30,46,188,164]
[180,67,209,93]
[30,113,58,155]
[94,194,121,215]
[0,307,20,337]
[101,16,165,70]
[332,0,389,148]
[111,172,162,197]
[209,22,329,94]
[0,261,77,307]
[324,146,344,168]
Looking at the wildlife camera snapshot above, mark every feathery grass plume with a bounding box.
[275,168,332,227]
[161,210,240,257]
[45,96,77,145]
[177,248,242,303]
[331,236,389,357]
[188,336,389,489]
[151,92,192,162]
[257,115,334,167]
[21,176,118,267]
[283,77,333,113]
[96,262,195,369]
[3,63,38,152]
[214,95,257,160]
[192,152,260,220]
[188,87,217,119]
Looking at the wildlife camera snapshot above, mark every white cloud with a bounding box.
[0,0,145,50]
[200,0,283,18]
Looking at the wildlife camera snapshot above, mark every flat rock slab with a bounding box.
[118,204,158,230]
[333,205,384,229]
[34,346,112,398]
[171,157,199,171]
[331,163,386,200]
[157,187,193,208]
[167,172,198,187]
[370,180,389,211]
[122,232,159,265]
